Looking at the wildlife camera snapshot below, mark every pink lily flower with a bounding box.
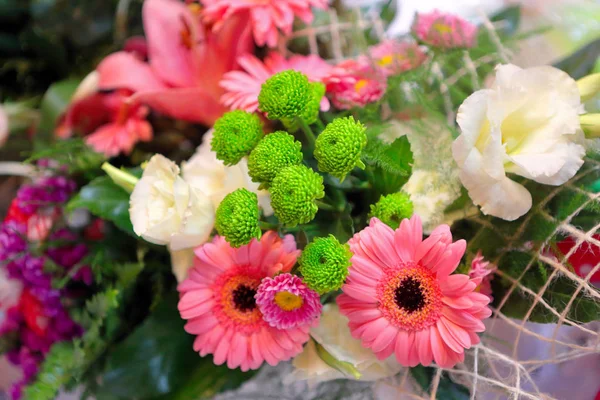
[97,0,253,126]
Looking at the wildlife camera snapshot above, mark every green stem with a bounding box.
[258,221,279,230]
[314,118,325,132]
[298,117,316,150]
[315,200,337,211]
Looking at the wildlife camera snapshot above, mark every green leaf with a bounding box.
[496,275,600,324]
[410,366,470,400]
[38,78,80,134]
[97,294,200,399]
[67,175,134,235]
[362,136,413,177]
[27,138,105,178]
[554,38,600,79]
[158,362,256,400]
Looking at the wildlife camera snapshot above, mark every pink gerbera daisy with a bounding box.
[325,59,387,110]
[366,40,427,77]
[412,10,477,49]
[255,273,322,330]
[337,216,491,368]
[220,52,332,113]
[469,251,496,300]
[178,232,311,371]
[201,0,329,48]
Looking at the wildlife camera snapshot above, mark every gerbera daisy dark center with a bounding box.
[232,284,257,312]
[394,277,426,313]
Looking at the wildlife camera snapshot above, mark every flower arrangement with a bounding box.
[1,1,600,399]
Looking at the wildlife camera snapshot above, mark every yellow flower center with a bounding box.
[433,22,452,34]
[377,55,394,67]
[274,291,304,311]
[354,79,368,92]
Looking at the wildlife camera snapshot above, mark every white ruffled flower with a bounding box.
[130,154,215,251]
[288,304,402,383]
[453,64,586,221]
[182,130,273,216]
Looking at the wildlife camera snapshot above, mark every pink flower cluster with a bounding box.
[201,0,329,48]
[221,39,427,112]
[178,216,492,371]
[0,166,94,400]
[412,10,477,49]
[177,233,321,371]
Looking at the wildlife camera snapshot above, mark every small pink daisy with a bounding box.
[337,216,491,368]
[325,59,387,110]
[201,0,329,48]
[412,10,477,49]
[255,273,322,330]
[178,232,312,371]
[366,40,427,76]
[220,52,332,113]
[469,252,496,300]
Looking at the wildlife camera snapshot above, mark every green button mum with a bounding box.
[270,165,324,227]
[314,116,367,181]
[211,110,264,166]
[282,82,326,131]
[299,235,352,294]
[247,131,303,188]
[258,70,311,120]
[369,192,414,229]
[215,188,261,248]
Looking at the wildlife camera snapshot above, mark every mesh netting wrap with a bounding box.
[211,9,600,400]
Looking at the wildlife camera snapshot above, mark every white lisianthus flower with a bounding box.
[452,64,586,221]
[288,304,402,383]
[182,130,273,216]
[130,154,215,251]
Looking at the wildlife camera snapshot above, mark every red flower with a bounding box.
[556,235,600,283]
[4,199,32,225]
[20,290,49,337]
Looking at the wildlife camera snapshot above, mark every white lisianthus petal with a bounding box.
[453,64,585,220]
[454,143,532,221]
[455,89,492,149]
[288,304,402,384]
[130,154,215,250]
[182,129,273,216]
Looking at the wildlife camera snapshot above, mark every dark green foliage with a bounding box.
[67,175,134,235]
[27,138,105,178]
[411,366,470,400]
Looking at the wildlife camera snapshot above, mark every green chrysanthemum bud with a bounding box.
[314,116,367,181]
[299,235,351,294]
[215,188,261,247]
[282,82,325,131]
[258,70,311,120]
[247,131,303,188]
[270,165,324,227]
[369,192,414,229]
[211,110,264,166]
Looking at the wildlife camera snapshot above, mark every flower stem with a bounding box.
[315,200,337,212]
[258,221,279,231]
[298,117,316,151]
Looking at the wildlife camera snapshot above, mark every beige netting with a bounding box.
[279,9,600,400]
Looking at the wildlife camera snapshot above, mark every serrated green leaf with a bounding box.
[67,175,134,235]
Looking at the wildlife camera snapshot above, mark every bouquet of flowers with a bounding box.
[1,1,599,399]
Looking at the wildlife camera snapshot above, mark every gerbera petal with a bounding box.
[416,329,433,366]
[394,329,413,366]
